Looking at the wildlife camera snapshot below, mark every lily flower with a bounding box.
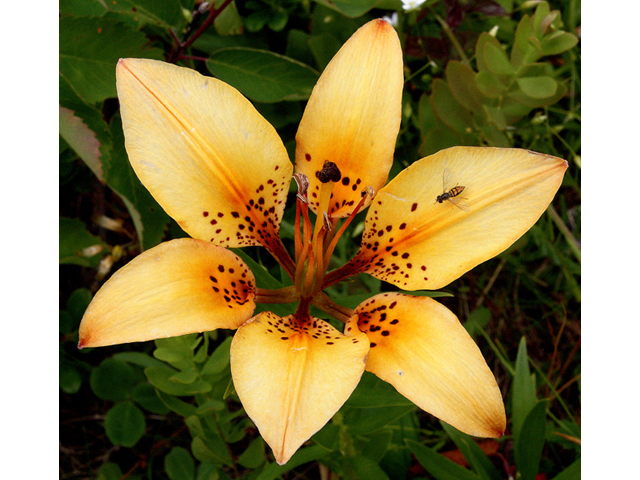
[78,19,567,465]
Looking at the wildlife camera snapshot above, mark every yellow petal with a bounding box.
[79,239,255,348]
[116,58,293,249]
[230,312,369,464]
[351,147,567,289]
[295,19,403,218]
[345,293,505,437]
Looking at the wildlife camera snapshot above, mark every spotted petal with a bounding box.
[348,147,568,290]
[295,19,403,218]
[345,293,505,437]
[230,312,369,464]
[116,58,293,249]
[79,239,256,348]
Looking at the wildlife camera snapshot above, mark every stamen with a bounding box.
[322,186,375,275]
[293,173,309,203]
[322,212,331,232]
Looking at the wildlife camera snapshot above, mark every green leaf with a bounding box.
[60,364,83,394]
[313,0,382,17]
[132,383,170,414]
[201,337,232,376]
[106,115,171,251]
[475,71,506,99]
[255,445,330,480]
[90,358,137,401]
[430,79,474,135]
[191,435,233,466]
[206,48,319,103]
[145,366,212,396]
[507,82,567,108]
[307,32,342,71]
[59,16,163,104]
[446,61,486,112]
[238,437,265,469]
[165,446,196,480]
[441,422,502,480]
[67,288,93,323]
[405,439,480,480]
[541,31,579,56]
[512,337,537,441]
[552,458,581,480]
[483,41,515,76]
[59,217,106,267]
[343,372,415,434]
[514,400,548,480]
[113,351,168,370]
[60,0,108,17]
[59,76,112,181]
[350,455,391,480]
[96,462,124,480]
[104,401,146,447]
[155,389,198,417]
[510,14,535,67]
[106,0,186,29]
[196,462,222,480]
[516,76,558,99]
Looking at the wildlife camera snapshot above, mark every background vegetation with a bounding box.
[59,0,581,478]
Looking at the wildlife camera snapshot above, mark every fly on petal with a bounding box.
[338,147,568,290]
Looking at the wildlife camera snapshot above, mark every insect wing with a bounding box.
[447,196,470,212]
[442,168,452,191]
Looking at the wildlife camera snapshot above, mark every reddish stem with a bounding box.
[168,0,233,63]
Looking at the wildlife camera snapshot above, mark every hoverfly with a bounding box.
[434,168,470,211]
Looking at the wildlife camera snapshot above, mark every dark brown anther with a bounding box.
[315,161,341,183]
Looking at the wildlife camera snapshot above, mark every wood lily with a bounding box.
[78,19,568,465]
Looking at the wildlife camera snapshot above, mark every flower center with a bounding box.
[290,163,373,321]
[254,163,373,324]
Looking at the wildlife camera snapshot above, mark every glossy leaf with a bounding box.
[207,48,319,103]
[59,16,162,104]
[313,0,382,18]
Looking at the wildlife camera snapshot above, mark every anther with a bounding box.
[361,186,375,198]
[322,212,331,232]
[315,161,341,183]
[293,173,310,203]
